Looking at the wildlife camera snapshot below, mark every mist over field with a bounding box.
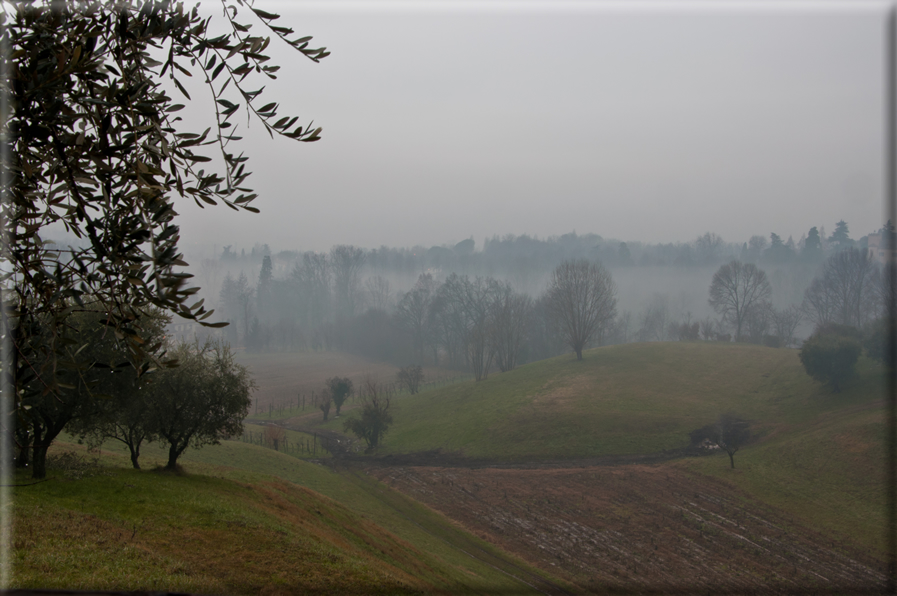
[174,222,875,360]
[12,1,895,594]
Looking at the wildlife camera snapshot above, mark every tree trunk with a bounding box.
[29,417,68,479]
[32,442,49,479]
[728,451,735,469]
[575,347,583,361]
[129,443,141,469]
[165,442,184,470]
[15,427,31,469]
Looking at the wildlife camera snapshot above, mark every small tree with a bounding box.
[319,391,333,422]
[799,329,862,393]
[708,261,772,341]
[21,309,133,479]
[326,377,353,417]
[771,304,803,348]
[396,365,424,395]
[146,340,255,471]
[69,311,171,470]
[715,414,750,469]
[263,425,286,451]
[547,260,617,360]
[73,384,156,470]
[343,379,393,452]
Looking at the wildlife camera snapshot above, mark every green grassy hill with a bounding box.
[360,341,887,555]
[16,341,886,591]
[12,440,562,594]
[374,342,885,461]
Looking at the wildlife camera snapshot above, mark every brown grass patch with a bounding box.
[531,375,592,412]
[833,433,872,455]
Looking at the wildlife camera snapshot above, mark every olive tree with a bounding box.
[145,340,255,471]
[21,308,146,479]
[68,311,171,470]
[708,261,772,341]
[3,0,327,431]
[546,260,617,360]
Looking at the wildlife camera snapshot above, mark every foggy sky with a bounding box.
[172,1,888,257]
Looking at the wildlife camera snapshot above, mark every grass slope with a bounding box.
[379,342,885,461]
[372,341,887,555]
[682,397,886,555]
[12,441,559,594]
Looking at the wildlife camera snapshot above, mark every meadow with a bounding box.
[12,342,888,593]
[11,438,566,594]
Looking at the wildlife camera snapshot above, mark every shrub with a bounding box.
[863,317,894,367]
[326,377,353,417]
[799,331,862,392]
[396,365,424,395]
[343,379,392,452]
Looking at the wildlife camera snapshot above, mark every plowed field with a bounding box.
[368,463,886,594]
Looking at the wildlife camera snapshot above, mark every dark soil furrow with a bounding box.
[366,464,886,594]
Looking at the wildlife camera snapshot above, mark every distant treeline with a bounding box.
[184,221,892,372]
[213,221,885,280]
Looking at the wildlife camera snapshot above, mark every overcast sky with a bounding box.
[172,1,889,257]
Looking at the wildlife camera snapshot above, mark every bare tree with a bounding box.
[547,260,617,360]
[607,310,634,345]
[331,245,366,320]
[637,293,670,342]
[771,304,803,347]
[430,291,466,370]
[490,285,532,373]
[879,261,896,320]
[263,425,286,451]
[715,414,750,469]
[436,275,501,380]
[742,300,773,344]
[364,275,392,311]
[395,274,437,364]
[802,247,880,329]
[802,276,837,328]
[219,272,255,345]
[396,365,424,395]
[708,261,772,341]
[526,294,569,361]
[291,252,331,328]
[699,317,718,341]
